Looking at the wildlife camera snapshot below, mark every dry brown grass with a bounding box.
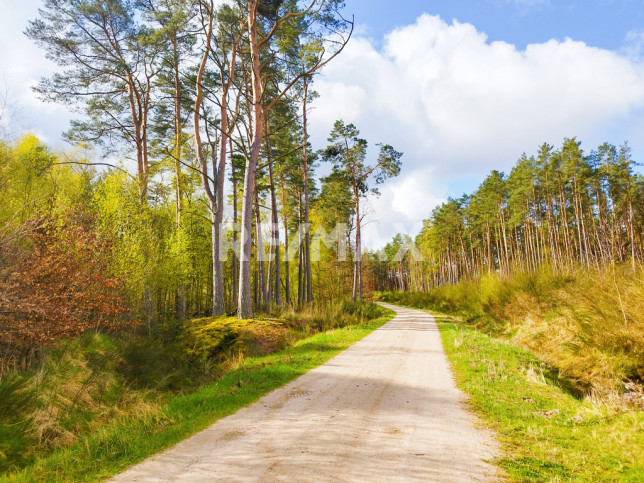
[508,266,644,403]
[379,264,644,407]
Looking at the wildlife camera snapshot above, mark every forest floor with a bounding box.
[110,303,501,482]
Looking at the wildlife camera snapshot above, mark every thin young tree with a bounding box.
[321,120,402,300]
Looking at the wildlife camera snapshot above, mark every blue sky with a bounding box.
[1,0,644,246]
[344,0,644,52]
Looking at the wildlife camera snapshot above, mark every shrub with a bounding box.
[0,210,136,366]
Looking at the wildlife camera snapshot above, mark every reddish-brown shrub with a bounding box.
[0,209,135,363]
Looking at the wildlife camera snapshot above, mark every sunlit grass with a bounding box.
[0,310,393,482]
[438,314,644,482]
[376,264,644,400]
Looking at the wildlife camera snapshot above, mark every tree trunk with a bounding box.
[231,137,239,308]
[264,118,281,306]
[352,186,362,300]
[255,191,268,308]
[279,172,291,305]
[172,36,183,225]
[211,100,228,316]
[193,5,225,316]
[268,161,281,305]
[238,1,262,318]
[171,35,186,320]
[302,78,312,303]
[298,195,304,305]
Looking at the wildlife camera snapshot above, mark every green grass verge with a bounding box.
[434,312,644,482]
[2,311,393,482]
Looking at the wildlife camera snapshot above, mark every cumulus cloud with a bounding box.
[309,14,644,248]
[0,1,74,142]
[4,5,644,249]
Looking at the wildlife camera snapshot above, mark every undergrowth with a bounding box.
[439,317,644,482]
[0,300,386,477]
[376,264,644,404]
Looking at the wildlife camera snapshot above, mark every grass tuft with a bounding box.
[0,301,390,481]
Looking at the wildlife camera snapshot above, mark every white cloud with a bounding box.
[309,14,644,248]
[624,29,644,60]
[0,1,74,142]
[361,168,446,248]
[3,5,644,249]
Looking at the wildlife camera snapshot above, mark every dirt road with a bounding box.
[111,304,501,482]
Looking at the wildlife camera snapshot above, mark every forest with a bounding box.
[1,0,643,480]
[0,0,406,364]
[373,138,644,291]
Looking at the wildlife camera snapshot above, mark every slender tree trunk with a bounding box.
[558,185,573,267]
[231,137,239,308]
[264,119,281,305]
[171,35,186,320]
[193,5,225,316]
[352,186,362,300]
[628,199,637,270]
[302,78,312,303]
[269,163,280,305]
[572,178,585,266]
[127,81,148,202]
[486,222,492,273]
[238,1,262,318]
[211,101,228,315]
[255,191,268,308]
[279,172,291,304]
[172,36,183,225]
[297,195,304,305]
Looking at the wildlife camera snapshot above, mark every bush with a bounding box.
[276,300,386,332]
[0,210,135,365]
[0,299,388,474]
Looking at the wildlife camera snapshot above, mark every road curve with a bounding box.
[111,303,502,482]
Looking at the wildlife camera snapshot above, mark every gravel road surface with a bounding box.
[111,303,501,482]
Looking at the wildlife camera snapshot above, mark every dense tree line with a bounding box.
[1,0,403,359]
[25,0,359,319]
[371,138,643,292]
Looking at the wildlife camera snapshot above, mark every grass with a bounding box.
[0,307,393,482]
[377,266,644,480]
[436,314,644,481]
[376,264,644,401]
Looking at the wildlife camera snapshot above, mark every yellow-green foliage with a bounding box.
[275,300,387,332]
[378,264,644,401]
[0,135,92,226]
[510,266,644,399]
[182,302,387,362]
[0,300,387,475]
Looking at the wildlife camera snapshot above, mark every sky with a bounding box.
[1,0,644,247]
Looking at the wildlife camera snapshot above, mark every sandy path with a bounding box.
[111,303,501,482]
